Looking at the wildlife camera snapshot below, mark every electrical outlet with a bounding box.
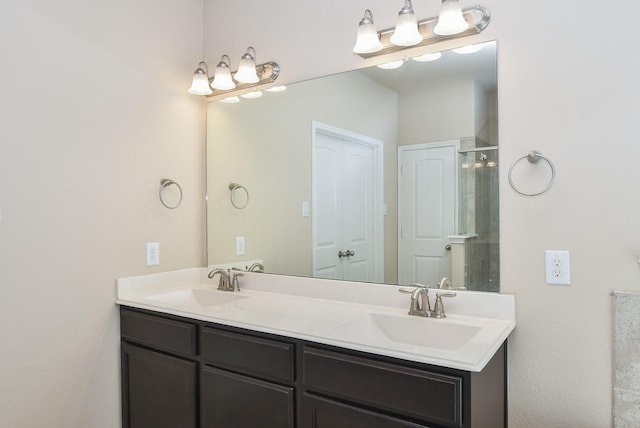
[545,250,570,285]
[146,242,160,266]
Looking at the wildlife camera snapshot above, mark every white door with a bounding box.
[398,142,457,287]
[313,123,383,282]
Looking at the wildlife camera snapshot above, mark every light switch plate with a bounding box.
[236,236,245,256]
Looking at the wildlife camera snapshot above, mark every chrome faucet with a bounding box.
[208,268,232,291]
[248,262,264,273]
[437,277,451,289]
[399,283,431,317]
[399,283,457,318]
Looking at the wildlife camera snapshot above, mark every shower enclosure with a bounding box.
[458,145,500,292]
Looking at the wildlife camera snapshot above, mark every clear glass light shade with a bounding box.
[188,70,212,95]
[390,1,422,47]
[353,10,383,54]
[211,56,236,91]
[434,0,469,36]
[234,48,259,84]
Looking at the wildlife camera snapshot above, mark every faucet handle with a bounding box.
[432,291,456,318]
[231,271,244,291]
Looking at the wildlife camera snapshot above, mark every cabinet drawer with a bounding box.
[303,347,462,427]
[201,327,294,383]
[302,393,432,428]
[201,367,295,428]
[120,309,197,358]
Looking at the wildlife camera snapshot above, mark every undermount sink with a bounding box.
[144,288,248,308]
[331,312,482,351]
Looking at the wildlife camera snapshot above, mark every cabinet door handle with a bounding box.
[338,251,346,258]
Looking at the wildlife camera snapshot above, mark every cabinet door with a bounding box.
[121,343,197,428]
[302,394,432,428]
[201,366,294,428]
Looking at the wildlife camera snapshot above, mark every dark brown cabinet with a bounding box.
[120,306,506,428]
[200,326,296,428]
[302,346,462,427]
[120,309,199,428]
[201,367,295,428]
[302,394,432,428]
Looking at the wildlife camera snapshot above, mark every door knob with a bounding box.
[347,250,355,257]
[338,250,346,258]
[445,244,451,251]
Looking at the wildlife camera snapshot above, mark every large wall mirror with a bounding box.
[207,41,499,292]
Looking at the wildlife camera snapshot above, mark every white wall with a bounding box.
[204,0,640,426]
[399,78,477,144]
[0,1,204,427]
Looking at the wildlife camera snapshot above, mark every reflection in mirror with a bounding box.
[207,41,498,292]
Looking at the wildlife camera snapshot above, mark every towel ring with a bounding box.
[159,178,183,209]
[229,183,249,209]
[508,151,556,197]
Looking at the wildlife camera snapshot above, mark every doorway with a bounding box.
[312,122,384,282]
[398,141,458,287]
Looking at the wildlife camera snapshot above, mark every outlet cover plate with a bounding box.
[545,250,570,285]
[146,242,160,266]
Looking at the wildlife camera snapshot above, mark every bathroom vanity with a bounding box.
[117,268,514,428]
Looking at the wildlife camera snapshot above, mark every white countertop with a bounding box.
[116,268,515,372]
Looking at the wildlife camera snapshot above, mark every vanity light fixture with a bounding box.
[433,0,469,36]
[353,9,384,54]
[188,47,280,100]
[352,3,490,59]
[188,62,213,95]
[234,47,260,84]
[211,55,236,90]
[390,0,423,47]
